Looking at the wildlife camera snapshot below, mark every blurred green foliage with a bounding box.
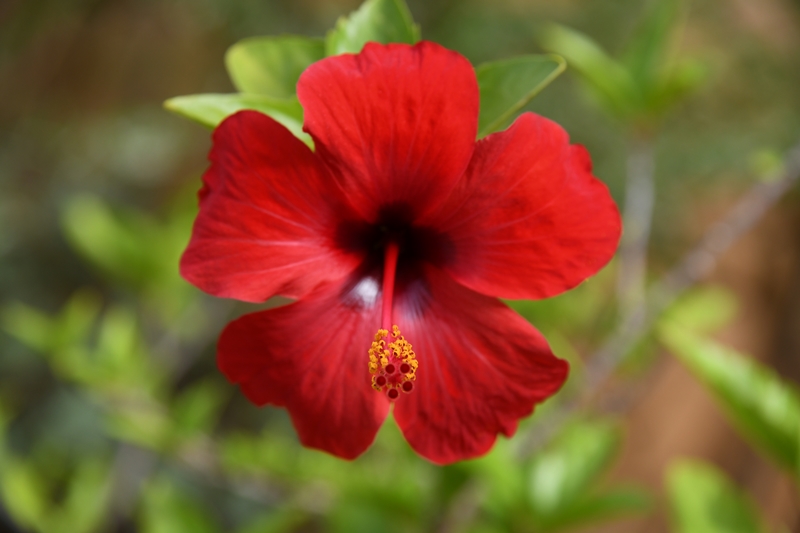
[667,460,770,533]
[660,324,800,480]
[540,0,705,130]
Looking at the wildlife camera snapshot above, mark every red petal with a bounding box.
[217,277,389,459]
[393,266,569,464]
[424,112,621,300]
[180,110,361,302]
[297,41,478,221]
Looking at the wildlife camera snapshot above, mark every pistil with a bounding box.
[381,241,399,330]
[368,241,418,400]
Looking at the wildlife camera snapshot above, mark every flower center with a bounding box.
[368,241,418,400]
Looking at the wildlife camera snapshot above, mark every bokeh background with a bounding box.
[1,0,800,532]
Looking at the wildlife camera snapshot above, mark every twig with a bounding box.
[617,136,657,319]
[515,138,800,459]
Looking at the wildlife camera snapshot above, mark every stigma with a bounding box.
[369,325,418,400]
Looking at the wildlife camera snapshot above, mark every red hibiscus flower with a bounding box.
[180,41,621,464]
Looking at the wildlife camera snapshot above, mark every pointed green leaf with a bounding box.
[660,325,800,476]
[667,460,767,533]
[662,285,738,335]
[55,460,111,533]
[539,24,640,118]
[547,487,651,531]
[139,478,219,533]
[325,0,420,56]
[649,57,707,114]
[623,0,682,90]
[164,93,311,146]
[528,420,620,516]
[1,290,101,355]
[62,195,158,283]
[237,510,308,533]
[528,420,650,531]
[225,35,324,98]
[170,380,226,441]
[0,461,47,530]
[476,54,566,137]
[2,302,55,353]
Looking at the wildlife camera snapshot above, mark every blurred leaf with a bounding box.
[467,439,525,514]
[2,290,101,355]
[540,24,640,119]
[325,0,420,56]
[52,460,111,533]
[96,305,137,360]
[660,325,800,477]
[476,54,566,137]
[528,420,620,516]
[623,0,681,90]
[170,380,226,442]
[649,57,707,115]
[667,459,767,533]
[663,285,738,334]
[139,478,219,533]
[226,35,324,98]
[164,94,311,146]
[560,488,651,530]
[62,195,159,284]
[106,399,170,450]
[237,509,308,533]
[0,399,9,435]
[0,460,47,530]
[2,302,55,353]
[527,419,650,531]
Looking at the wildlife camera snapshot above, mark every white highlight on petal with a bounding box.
[350,276,380,307]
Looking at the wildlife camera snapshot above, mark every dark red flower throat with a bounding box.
[339,203,453,401]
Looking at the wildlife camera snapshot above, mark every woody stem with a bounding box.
[381,241,400,330]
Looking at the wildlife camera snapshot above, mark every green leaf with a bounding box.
[476,54,566,137]
[237,509,308,533]
[667,459,767,533]
[623,0,682,90]
[62,195,159,284]
[660,325,800,476]
[164,93,311,146]
[54,461,111,533]
[139,478,219,533]
[1,290,101,355]
[662,285,738,335]
[106,401,170,450]
[325,0,420,56]
[528,420,620,516]
[539,24,640,119]
[0,460,47,530]
[225,35,324,98]
[649,57,707,113]
[528,420,650,531]
[2,302,55,353]
[170,380,226,442]
[551,488,651,531]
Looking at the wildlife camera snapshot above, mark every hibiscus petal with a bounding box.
[426,112,621,300]
[181,110,361,302]
[297,41,479,221]
[393,266,569,464]
[217,276,389,459]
